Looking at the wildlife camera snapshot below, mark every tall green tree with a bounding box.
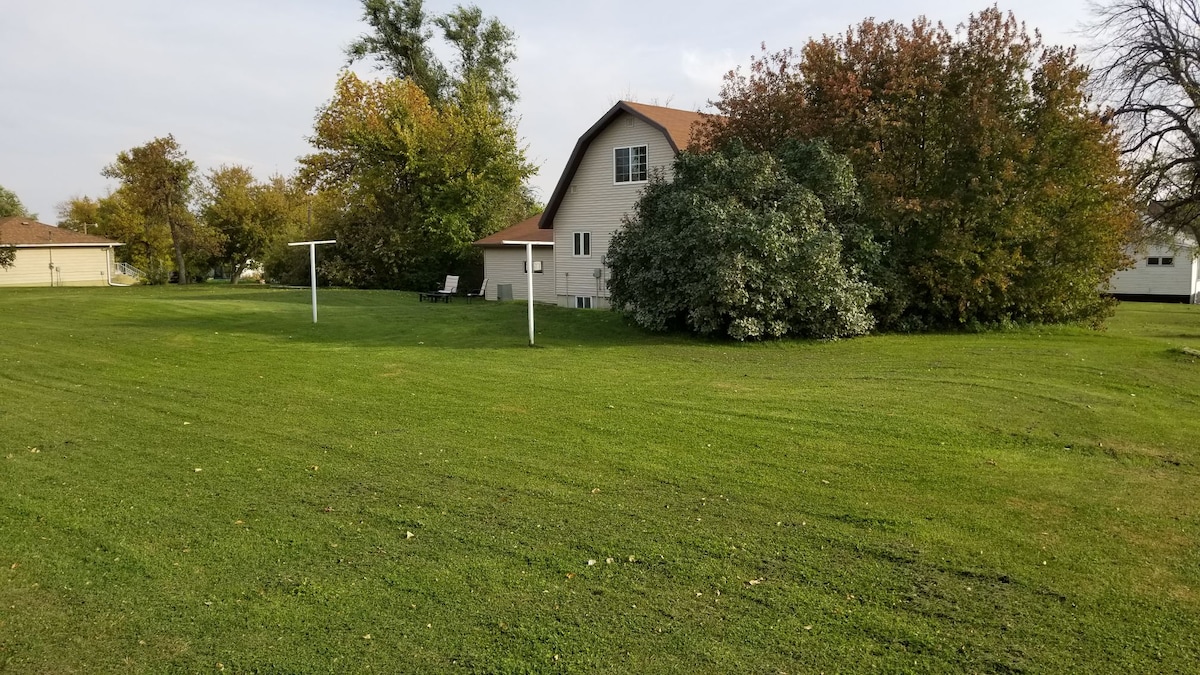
[198,166,295,283]
[102,136,197,283]
[699,8,1136,329]
[347,0,448,104]
[0,184,31,267]
[300,72,534,289]
[0,184,34,219]
[56,196,100,234]
[433,5,517,111]
[347,0,518,112]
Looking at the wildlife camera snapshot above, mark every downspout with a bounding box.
[107,246,131,287]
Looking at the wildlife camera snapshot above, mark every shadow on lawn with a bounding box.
[125,287,689,350]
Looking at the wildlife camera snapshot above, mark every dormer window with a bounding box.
[615,145,648,183]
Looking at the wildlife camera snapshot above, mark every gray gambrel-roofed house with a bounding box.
[474,101,710,308]
[0,216,124,287]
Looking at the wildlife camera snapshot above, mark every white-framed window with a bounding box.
[575,296,593,309]
[573,231,591,257]
[1148,257,1161,266]
[614,145,648,183]
[523,260,544,273]
[1161,256,1175,266]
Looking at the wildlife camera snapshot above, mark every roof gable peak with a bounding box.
[538,101,712,230]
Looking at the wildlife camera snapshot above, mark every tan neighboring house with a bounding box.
[0,216,123,287]
[474,101,708,308]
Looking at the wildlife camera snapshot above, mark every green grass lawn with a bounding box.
[1,285,1198,673]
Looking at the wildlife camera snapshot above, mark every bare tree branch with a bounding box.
[1088,0,1200,241]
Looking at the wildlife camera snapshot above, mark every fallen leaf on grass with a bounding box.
[405,531,415,539]
[747,578,764,586]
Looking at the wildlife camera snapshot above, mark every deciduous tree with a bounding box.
[1088,0,1200,244]
[607,141,876,341]
[56,196,103,235]
[300,72,534,289]
[699,8,1136,328]
[102,136,197,283]
[347,0,518,113]
[198,166,295,283]
[0,184,31,268]
[0,184,33,219]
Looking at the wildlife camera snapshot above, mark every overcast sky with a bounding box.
[1,0,1095,224]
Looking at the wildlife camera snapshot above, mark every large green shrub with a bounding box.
[606,142,877,341]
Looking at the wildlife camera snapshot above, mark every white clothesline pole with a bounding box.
[287,239,337,323]
[502,240,553,346]
[525,243,535,345]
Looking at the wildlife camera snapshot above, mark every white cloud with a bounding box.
[681,48,738,89]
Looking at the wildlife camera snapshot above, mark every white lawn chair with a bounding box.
[420,275,459,303]
[465,278,488,302]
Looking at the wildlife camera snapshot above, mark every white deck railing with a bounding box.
[114,262,144,278]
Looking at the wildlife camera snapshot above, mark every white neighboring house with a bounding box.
[0,216,123,287]
[474,101,708,308]
[1109,233,1199,304]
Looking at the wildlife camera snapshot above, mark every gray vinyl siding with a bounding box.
[0,247,112,287]
[553,112,676,307]
[482,247,557,303]
[1109,243,1198,298]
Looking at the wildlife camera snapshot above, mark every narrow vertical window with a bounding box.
[615,147,630,183]
[614,145,648,183]
[574,232,590,257]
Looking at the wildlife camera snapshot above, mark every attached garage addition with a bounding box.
[474,214,556,303]
[0,217,123,287]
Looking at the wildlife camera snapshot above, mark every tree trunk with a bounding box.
[167,193,187,284]
[231,263,243,285]
[170,223,187,284]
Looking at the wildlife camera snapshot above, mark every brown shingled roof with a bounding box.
[0,216,122,246]
[622,101,710,152]
[473,214,554,247]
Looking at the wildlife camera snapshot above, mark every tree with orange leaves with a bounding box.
[698,8,1136,329]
